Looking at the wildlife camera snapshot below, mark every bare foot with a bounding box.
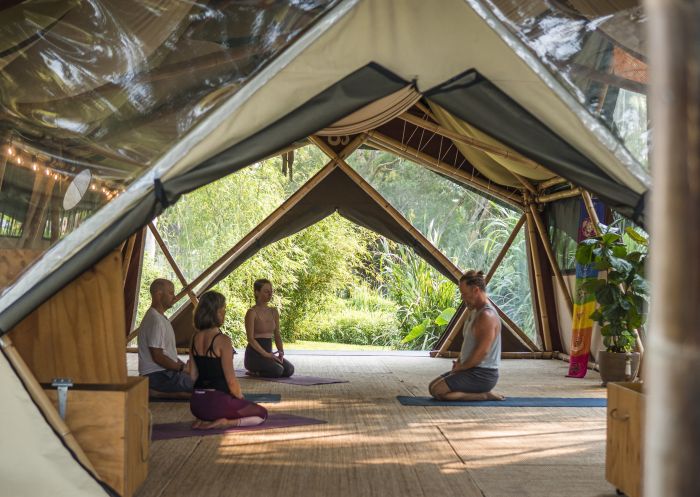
[202,418,240,430]
[191,420,203,429]
[484,391,506,401]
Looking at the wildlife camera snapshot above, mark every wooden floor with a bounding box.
[129,353,618,497]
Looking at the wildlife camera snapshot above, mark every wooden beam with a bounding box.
[525,209,553,351]
[399,112,542,170]
[147,222,198,307]
[528,204,574,316]
[485,214,527,284]
[537,187,582,203]
[367,131,524,208]
[581,190,602,236]
[537,177,569,191]
[173,135,367,304]
[414,101,437,121]
[489,298,539,352]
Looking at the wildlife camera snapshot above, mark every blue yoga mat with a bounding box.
[150,393,281,403]
[396,396,607,407]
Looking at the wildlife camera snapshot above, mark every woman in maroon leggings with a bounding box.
[189,291,268,429]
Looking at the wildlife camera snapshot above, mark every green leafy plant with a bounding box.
[575,223,649,353]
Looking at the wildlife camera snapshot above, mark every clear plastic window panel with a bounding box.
[0,1,336,289]
[485,0,649,168]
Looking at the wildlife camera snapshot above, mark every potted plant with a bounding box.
[575,222,649,384]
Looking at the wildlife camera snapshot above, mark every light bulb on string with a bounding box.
[6,144,14,156]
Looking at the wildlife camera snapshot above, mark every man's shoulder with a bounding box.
[140,308,172,331]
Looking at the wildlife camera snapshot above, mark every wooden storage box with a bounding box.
[606,381,645,497]
[44,376,149,497]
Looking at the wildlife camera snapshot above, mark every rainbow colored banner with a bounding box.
[567,199,604,378]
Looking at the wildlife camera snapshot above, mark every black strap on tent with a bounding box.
[153,178,173,209]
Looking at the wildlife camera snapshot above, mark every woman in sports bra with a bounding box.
[189,291,268,429]
[243,279,295,378]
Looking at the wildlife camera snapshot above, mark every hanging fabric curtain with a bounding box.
[429,102,556,186]
[317,85,421,136]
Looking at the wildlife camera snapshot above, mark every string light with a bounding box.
[3,141,122,198]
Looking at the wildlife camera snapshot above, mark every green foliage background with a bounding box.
[137,146,535,350]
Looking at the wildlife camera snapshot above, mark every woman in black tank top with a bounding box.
[189,291,267,429]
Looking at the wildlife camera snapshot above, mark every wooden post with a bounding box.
[485,214,527,284]
[646,2,700,495]
[528,204,574,316]
[147,222,198,307]
[525,208,553,351]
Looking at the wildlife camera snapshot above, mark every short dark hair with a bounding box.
[149,278,173,297]
[459,270,486,291]
[193,291,226,330]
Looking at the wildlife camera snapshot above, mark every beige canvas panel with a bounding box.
[0,352,107,497]
[429,102,557,186]
[317,85,421,136]
[159,0,647,196]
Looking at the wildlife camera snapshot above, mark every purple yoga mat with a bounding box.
[152,413,327,441]
[235,369,348,386]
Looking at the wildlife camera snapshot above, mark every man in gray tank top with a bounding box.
[429,270,504,401]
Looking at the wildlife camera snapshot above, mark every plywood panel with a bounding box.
[44,377,149,497]
[606,382,644,497]
[9,250,128,384]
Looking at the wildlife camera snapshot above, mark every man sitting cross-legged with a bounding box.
[429,270,505,401]
[138,278,193,398]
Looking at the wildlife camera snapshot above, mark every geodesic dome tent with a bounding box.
[0,1,649,495]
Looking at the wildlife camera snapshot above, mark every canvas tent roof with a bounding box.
[0,2,650,494]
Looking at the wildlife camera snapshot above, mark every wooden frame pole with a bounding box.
[525,208,552,351]
[399,112,542,170]
[485,214,527,284]
[122,234,137,288]
[147,222,198,306]
[366,131,524,208]
[581,190,602,236]
[537,187,582,203]
[528,204,574,316]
